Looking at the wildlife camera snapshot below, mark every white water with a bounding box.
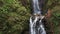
[30,16,46,34]
[33,0,41,15]
[30,0,46,34]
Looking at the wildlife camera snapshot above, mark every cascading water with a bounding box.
[30,0,46,34]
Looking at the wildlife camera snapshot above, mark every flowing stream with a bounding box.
[30,0,46,34]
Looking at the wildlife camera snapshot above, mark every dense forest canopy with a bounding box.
[0,0,60,34]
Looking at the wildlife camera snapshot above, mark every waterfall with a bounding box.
[33,0,41,15]
[30,16,46,34]
[30,0,46,34]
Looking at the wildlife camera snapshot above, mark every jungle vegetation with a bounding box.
[0,0,60,34]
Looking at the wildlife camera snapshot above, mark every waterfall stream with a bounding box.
[30,16,46,34]
[30,0,46,34]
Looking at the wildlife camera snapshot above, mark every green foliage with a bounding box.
[50,6,60,34]
[0,0,60,34]
[0,0,30,34]
[44,0,60,34]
